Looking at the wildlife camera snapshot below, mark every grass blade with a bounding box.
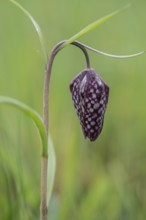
[75,41,146,59]
[9,0,47,65]
[62,4,131,47]
[0,96,48,156]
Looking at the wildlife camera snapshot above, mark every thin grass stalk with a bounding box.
[40,157,48,220]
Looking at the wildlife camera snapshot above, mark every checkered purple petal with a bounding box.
[70,68,109,141]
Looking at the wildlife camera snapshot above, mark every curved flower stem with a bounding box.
[41,40,90,220]
[43,41,64,135]
[43,40,90,135]
[71,41,91,68]
[40,41,64,220]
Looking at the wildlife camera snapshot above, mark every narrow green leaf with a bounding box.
[9,0,47,65]
[47,136,56,205]
[0,96,48,157]
[62,4,131,48]
[75,41,146,59]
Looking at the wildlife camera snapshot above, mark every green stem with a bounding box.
[43,41,63,135]
[40,157,48,220]
[41,40,90,220]
[43,40,90,135]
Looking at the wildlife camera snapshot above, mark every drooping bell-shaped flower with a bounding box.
[70,68,109,141]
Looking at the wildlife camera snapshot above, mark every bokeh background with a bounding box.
[0,0,146,219]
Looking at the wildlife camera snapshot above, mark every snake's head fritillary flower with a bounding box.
[70,68,109,141]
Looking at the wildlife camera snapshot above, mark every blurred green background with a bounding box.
[0,0,146,219]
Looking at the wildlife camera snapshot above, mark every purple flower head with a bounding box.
[70,68,109,141]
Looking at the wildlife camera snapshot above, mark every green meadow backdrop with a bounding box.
[0,0,146,219]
